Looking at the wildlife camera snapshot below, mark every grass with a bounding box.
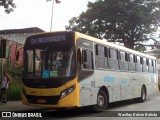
[0,64,22,101]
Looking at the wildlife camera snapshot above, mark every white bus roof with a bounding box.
[75,32,156,60]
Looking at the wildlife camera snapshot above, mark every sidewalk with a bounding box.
[0,101,45,112]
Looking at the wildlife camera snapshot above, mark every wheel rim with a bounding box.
[97,94,105,108]
[142,88,146,100]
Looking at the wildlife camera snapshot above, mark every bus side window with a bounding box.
[82,49,93,70]
[83,49,87,63]
[153,60,156,73]
[95,45,107,69]
[128,54,136,71]
[148,59,153,73]
[108,48,119,70]
[78,48,82,69]
[143,58,148,73]
[78,48,93,70]
[78,48,94,81]
[119,51,128,71]
[136,56,142,72]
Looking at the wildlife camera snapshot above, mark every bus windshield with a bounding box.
[24,45,76,79]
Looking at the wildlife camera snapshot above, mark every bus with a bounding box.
[22,31,159,111]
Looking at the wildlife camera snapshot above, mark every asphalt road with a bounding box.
[21,93,160,119]
[1,93,160,120]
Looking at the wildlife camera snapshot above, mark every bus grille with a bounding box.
[26,95,60,105]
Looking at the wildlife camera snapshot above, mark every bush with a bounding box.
[0,64,22,101]
[6,86,21,101]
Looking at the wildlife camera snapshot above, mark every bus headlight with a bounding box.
[60,85,75,98]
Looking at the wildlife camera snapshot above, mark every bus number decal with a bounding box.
[104,76,115,83]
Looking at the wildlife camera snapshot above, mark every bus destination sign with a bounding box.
[30,35,66,45]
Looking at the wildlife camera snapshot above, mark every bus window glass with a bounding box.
[33,49,42,77]
[95,45,98,55]
[129,54,136,71]
[137,56,140,64]
[153,60,156,73]
[143,58,146,65]
[109,48,118,60]
[27,50,33,73]
[140,57,143,64]
[24,46,76,78]
[95,45,104,57]
[129,54,133,63]
[104,47,108,58]
[98,45,104,57]
[120,51,125,61]
[109,48,119,70]
[82,49,93,70]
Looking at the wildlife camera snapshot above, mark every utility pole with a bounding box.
[49,0,61,32]
[50,0,55,32]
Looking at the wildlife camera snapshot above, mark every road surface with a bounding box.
[1,93,160,120]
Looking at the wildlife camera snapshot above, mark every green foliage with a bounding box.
[66,0,160,51]
[134,44,146,52]
[0,0,16,13]
[6,85,21,101]
[0,64,22,101]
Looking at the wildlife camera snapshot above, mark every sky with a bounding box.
[0,0,96,32]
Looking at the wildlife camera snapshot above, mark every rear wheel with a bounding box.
[93,90,108,112]
[138,86,146,103]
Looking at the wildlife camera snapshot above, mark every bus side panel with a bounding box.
[94,70,147,102]
[130,72,140,98]
[121,72,133,100]
[148,73,158,94]
[94,70,122,102]
[79,74,98,107]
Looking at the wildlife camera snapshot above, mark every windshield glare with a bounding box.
[24,46,76,79]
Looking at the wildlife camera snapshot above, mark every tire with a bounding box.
[93,90,108,112]
[138,86,146,103]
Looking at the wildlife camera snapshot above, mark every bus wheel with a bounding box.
[93,90,108,112]
[138,86,146,103]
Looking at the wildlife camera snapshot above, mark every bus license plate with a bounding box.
[37,99,46,103]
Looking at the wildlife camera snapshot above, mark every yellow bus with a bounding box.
[22,31,158,111]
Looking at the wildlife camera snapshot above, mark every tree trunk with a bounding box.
[123,38,134,50]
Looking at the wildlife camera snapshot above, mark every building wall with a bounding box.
[0,33,35,44]
[0,39,24,66]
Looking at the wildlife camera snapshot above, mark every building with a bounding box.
[0,27,45,44]
[0,27,45,66]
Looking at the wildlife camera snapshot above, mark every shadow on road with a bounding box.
[22,99,144,117]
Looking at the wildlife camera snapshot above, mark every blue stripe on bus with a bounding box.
[104,76,115,83]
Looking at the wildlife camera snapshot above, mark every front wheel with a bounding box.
[93,90,108,112]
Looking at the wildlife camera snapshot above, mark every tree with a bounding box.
[66,0,160,51]
[0,0,16,14]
